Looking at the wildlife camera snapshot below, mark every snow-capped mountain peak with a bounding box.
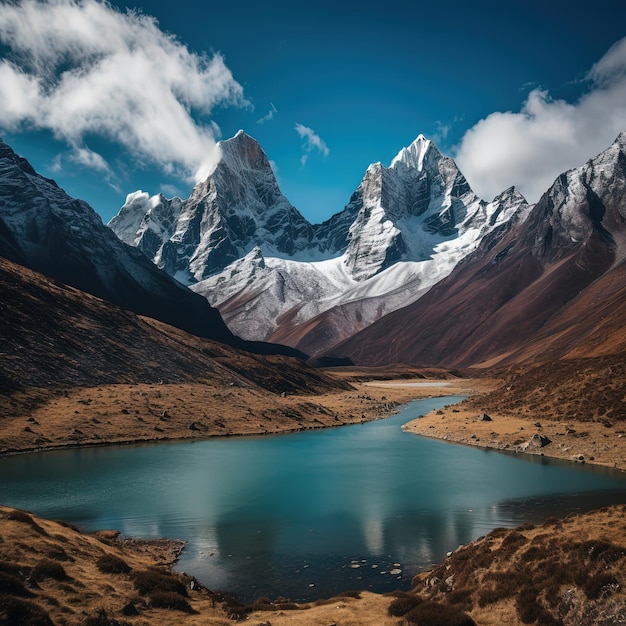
[110,131,313,283]
[389,133,437,171]
[109,131,530,353]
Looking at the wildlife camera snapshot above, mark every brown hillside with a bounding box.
[405,505,626,626]
[331,230,626,370]
[0,256,449,456]
[0,256,342,396]
[3,504,625,626]
[0,504,233,625]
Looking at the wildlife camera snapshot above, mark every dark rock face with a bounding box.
[0,138,234,343]
[520,434,552,450]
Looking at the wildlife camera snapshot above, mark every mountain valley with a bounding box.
[1,254,453,456]
[1,131,626,626]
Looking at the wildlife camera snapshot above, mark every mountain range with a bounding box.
[109,128,626,369]
[109,131,531,355]
[333,131,626,367]
[1,129,625,374]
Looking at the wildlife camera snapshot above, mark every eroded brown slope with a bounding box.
[332,225,625,369]
[0,505,231,625]
[1,257,435,454]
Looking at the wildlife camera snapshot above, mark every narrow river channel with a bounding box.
[1,396,625,602]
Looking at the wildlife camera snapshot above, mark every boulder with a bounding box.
[519,434,552,451]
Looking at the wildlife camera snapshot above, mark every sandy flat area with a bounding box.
[365,380,454,387]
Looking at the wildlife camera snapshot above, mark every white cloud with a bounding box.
[0,0,248,183]
[295,123,330,164]
[454,36,626,202]
[70,146,112,173]
[0,62,40,125]
[588,38,626,87]
[257,103,277,124]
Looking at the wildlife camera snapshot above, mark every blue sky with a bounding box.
[1,1,626,224]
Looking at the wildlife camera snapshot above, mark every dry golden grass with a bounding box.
[0,505,232,625]
[404,401,626,471]
[404,356,626,471]
[411,505,626,626]
[0,375,470,457]
[244,591,400,625]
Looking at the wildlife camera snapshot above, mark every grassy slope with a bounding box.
[408,504,626,626]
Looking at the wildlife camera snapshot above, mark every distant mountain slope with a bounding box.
[332,133,626,367]
[0,255,343,397]
[268,187,529,357]
[0,139,302,358]
[110,132,529,354]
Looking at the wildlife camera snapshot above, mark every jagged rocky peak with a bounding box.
[109,191,177,244]
[528,131,626,261]
[109,130,314,283]
[338,134,486,281]
[218,129,272,172]
[0,138,240,344]
[486,186,531,226]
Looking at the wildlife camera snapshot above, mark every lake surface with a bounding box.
[1,396,626,602]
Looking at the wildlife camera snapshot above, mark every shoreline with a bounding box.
[0,377,482,459]
[3,500,626,626]
[403,399,626,473]
[3,376,626,624]
[3,374,624,475]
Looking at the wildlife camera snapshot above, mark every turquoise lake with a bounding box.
[1,395,625,602]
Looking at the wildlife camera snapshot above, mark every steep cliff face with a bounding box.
[331,133,626,367]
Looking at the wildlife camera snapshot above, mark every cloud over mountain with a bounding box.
[455,36,626,202]
[0,0,247,183]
